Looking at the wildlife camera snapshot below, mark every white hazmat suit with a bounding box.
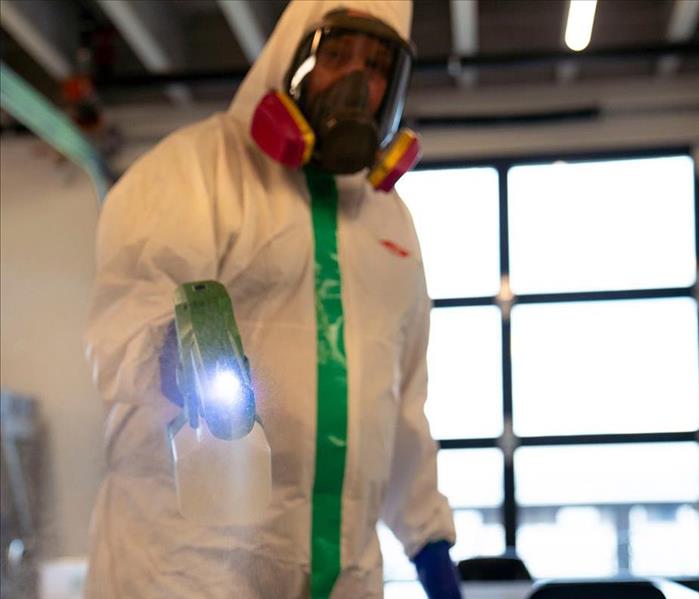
[84,1,456,597]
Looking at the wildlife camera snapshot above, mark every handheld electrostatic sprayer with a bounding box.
[167,281,271,526]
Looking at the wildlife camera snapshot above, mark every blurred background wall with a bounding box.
[1,139,103,558]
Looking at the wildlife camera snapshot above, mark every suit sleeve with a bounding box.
[380,225,456,559]
[84,127,228,408]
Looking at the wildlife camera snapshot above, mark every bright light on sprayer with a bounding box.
[565,0,598,52]
[210,369,243,407]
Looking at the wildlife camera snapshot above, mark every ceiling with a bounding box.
[1,0,698,136]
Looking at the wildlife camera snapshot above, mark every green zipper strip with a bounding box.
[0,62,112,200]
[305,166,348,599]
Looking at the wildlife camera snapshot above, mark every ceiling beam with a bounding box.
[406,73,699,122]
[0,0,76,80]
[96,0,185,72]
[449,0,479,87]
[96,0,191,103]
[216,0,266,63]
[658,0,699,76]
[85,74,699,141]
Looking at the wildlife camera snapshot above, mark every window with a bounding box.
[380,152,699,586]
[439,449,506,562]
[511,297,698,436]
[427,306,503,439]
[515,443,699,577]
[396,167,500,299]
[508,156,696,294]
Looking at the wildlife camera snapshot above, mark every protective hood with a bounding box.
[228,0,413,137]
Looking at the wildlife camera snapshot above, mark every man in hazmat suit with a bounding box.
[84,1,461,597]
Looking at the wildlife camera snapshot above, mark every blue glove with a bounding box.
[159,320,184,406]
[412,540,462,599]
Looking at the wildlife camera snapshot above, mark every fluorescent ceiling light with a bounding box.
[564,0,598,51]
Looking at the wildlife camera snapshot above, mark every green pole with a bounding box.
[0,62,112,200]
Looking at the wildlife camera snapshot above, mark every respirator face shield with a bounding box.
[285,11,414,174]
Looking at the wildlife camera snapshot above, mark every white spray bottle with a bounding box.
[167,281,271,526]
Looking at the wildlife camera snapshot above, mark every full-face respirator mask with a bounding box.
[251,9,420,191]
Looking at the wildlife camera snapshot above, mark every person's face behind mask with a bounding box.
[301,32,393,174]
[281,10,414,175]
[306,33,391,116]
[305,33,393,174]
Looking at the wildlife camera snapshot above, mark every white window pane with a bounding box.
[438,449,504,508]
[515,443,699,505]
[508,156,697,294]
[630,505,699,577]
[378,521,417,582]
[396,168,500,299]
[518,506,618,578]
[428,306,503,439]
[511,298,699,436]
[450,510,506,562]
[518,503,699,579]
[384,581,426,599]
